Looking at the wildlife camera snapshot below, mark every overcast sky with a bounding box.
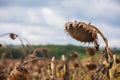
[0,0,120,48]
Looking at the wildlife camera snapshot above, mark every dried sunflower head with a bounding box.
[86,47,95,56]
[39,47,48,53]
[0,43,2,48]
[65,21,99,50]
[73,62,79,68]
[69,51,78,58]
[9,33,18,40]
[86,63,97,70]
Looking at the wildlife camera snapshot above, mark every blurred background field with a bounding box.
[0,44,120,80]
[0,44,120,59]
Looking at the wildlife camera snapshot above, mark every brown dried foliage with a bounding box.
[0,64,7,80]
[7,64,30,80]
[86,63,97,70]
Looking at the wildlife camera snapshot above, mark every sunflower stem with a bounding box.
[91,25,108,48]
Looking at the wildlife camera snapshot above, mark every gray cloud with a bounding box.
[0,0,120,47]
[0,0,63,7]
[0,0,120,26]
